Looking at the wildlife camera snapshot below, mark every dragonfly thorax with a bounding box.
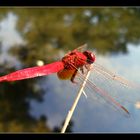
[62,51,87,70]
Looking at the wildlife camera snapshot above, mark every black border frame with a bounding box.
[0,0,140,6]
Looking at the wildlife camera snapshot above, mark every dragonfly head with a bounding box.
[83,51,95,64]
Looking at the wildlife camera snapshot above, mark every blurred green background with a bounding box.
[0,7,140,132]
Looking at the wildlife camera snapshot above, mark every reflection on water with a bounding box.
[30,44,140,132]
[135,102,140,109]
[0,9,140,132]
[0,12,24,69]
[36,60,44,66]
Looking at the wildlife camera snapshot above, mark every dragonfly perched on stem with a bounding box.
[0,44,139,116]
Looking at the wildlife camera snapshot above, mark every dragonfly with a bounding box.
[0,44,139,116]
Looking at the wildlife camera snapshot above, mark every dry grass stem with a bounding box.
[61,66,92,133]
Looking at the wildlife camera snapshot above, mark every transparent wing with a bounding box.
[64,44,88,57]
[73,44,88,52]
[93,63,140,89]
[74,64,140,117]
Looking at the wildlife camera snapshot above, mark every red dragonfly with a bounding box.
[0,44,138,116]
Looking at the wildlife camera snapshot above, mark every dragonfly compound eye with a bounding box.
[83,51,95,64]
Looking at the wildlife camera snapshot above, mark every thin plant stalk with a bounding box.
[61,66,92,133]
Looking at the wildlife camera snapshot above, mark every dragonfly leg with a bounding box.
[71,69,78,84]
[80,67,84,74]
[84,64,91,71]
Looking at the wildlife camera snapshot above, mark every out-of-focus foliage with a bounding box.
[0,8,140,132]
[1,8,140,65]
